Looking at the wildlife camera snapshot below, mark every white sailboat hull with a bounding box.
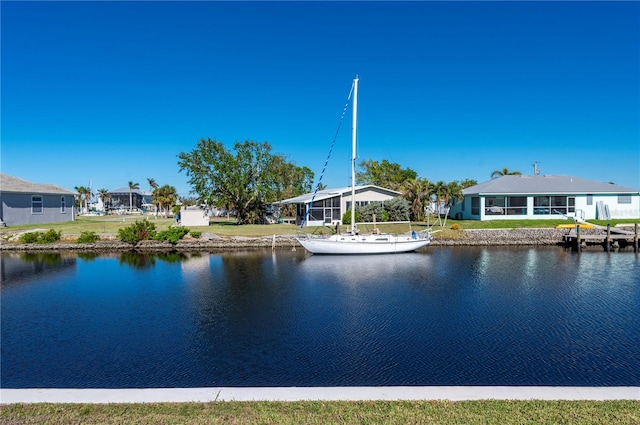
[296,233,430,255]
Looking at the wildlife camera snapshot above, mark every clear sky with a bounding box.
[2,1,639,198]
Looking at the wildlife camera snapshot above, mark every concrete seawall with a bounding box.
[433,228,569,246]
[0,228,576,252]
[5,227,632,252]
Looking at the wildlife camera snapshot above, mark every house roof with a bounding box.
[463,175,640,196]
[108,187,152,196]
[279,185,401,204]
[0,173,76,195]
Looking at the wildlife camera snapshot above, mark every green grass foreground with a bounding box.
[1,400,639,424]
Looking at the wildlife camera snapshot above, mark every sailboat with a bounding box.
[296,76,432,255]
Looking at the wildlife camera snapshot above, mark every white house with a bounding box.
[279,185,401,227]
[107,187,153,211]
[0,173,76,226]
[179,205,210,227]
[448,175,640,221]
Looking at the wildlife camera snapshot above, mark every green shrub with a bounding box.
[38,229,62,243]
[155,226,190,244]
[383,197,411,221]
[341,209,362,225]
[19,232,41,244]
[359,202,389,223]
[19,229,62,244]
[77,231,100,243]
[190,230,202,239]
[117,220,157,245]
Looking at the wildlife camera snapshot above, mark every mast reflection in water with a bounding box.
[1,247,638,388]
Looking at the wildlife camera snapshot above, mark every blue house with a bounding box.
[0,173,76,226]
[448,175,640,221]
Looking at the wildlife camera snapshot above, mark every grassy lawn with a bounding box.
[1,400,639,425]
[1,215,638,241]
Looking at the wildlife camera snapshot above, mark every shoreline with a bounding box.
[0,228,618,252]
[2,386,639,403]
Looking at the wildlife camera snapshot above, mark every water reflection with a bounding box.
[1,253,76,286]
[1,248,638,388]
[118,251,187,269]
[299,252,433,286]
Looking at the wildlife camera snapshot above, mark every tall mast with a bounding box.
[351,76,358,233]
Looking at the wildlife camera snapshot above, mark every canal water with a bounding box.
[1,247,638,388]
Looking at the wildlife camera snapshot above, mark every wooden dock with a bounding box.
[563,223,639,252]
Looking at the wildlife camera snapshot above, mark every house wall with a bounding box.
[0,192,75,226]
[179,208,209,227]
[342,189,397,214]
[450,193,640,221]
[576,194,640,219]
[300,188,399,227]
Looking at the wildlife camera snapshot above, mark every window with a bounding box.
[568,197,575,213]
[506,196,527,215]
[485,196,505,215]
[534,196,573,215]
[32,195,43,214]
[61,196,66,213]
[311,196,342,223]
[485,196,527,215]
[587,194,593,205]
[618,195,632,204]
[471,197,480,215]
[534,196,550,215]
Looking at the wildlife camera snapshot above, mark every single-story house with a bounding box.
[448,175,640,221]
[107,187,153,211]
[278,185,401,227]
[0,173,76,226]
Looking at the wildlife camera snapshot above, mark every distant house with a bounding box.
[107,187,153,211]
[448,175,640,221]
[0,173,76,226]
[278,185,401,227]
[179,205,209,227]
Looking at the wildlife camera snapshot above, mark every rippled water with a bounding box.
[1,247,639,388]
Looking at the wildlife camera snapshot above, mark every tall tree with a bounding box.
[97,188,111,212]
[270,155,315,217]
[152,185,178,218]
[74,186,90,214]
[128,181,140,211]
[459,178,478,189]
[178,138,298,224]
[356,159,417,191]
[401,178,432,221]
[491,168,522,179]
[147,178,159,192]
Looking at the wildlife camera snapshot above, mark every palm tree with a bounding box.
[97,188,111,212]
[491,168,522,179]
[74,186,90,214]
[401,178,431,221]
[152,184,178,218]
[147,177,159,192]
[128,181,139,211]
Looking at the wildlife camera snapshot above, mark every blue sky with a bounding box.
[2,1,639,198]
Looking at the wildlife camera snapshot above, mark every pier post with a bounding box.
[635,224,638,253]
[606,224,611,252]
[576,224,581,252]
